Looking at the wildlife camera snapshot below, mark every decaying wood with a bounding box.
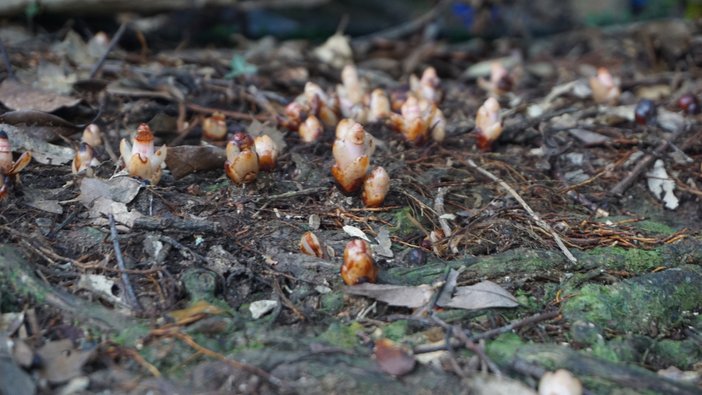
[0,244,135,332]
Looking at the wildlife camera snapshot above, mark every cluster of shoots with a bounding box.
[280,65,445,145]
[331,120,390,207]
[0,131,32,199]
[224,131,279,185]
[72,124,101,175]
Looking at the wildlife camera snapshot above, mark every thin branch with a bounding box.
[467,159,577,264]
[354,0,451,42]
[109,214,143,311]
[609,124,690,196]
[90,22,128,78]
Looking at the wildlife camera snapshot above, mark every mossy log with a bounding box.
[0,244,135,332]
[382,238,702,285]
[504,343,700,395]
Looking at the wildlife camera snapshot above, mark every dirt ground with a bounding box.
[0,6,702,395]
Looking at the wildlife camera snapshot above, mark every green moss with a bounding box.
[383,320,408,341]
[391,207,421,237]
[319,322,364,349]
[204,180,230,193]
[635,220,677,235]
[320,291,344,315]
[583,247,661,273]
[563,266,702,334]
[653,339,702,369]
[485,333,524,364]
[591,341,621,363]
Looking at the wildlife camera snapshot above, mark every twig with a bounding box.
[90,22,128,78]
[186,102,271,121]
[433,187,453,237]
[452,326,502,377]
[413,309,561,354]
[272,277,306,321]
[471,310,560,341]
[466,159,577,264]
[354,0,451,42]
[158,329,287,390]
[133,216,221,233]
[109,214,143,311]
[0,38,15,80]
[610,124,690,196]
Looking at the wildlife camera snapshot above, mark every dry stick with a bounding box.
[354,0,451,42]
[166,331,286,389]
[186,102,271,121]
[90,22,128,79]
[413,309,561,354]
[467,159,577,264]
[471,309,560,341]
[108,214,143,311]
[610,124,690,196]
[0,38,15,80]
[434,187,453,237]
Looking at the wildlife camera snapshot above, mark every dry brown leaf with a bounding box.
[37,339,95,385]
[442,281,519,310]
[168,300,225,323]
[1,124,74,165]
[78,177,142,205]
[0,79,81,112]
[165,145,226,179]
[0,110,83,141]
[344,277,518,311]
[343,283,434,308]
[374,338,416,377]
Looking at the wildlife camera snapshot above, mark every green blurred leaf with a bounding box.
[225,55,257,79]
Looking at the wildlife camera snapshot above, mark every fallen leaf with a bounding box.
[24,198,63,214]
[568,129,610,145]
[1,124,74,165]
[0,79,81,112]
[249,300,278,319]
[374,338,416,377]
[344,278,519,311]
[169,300,225,323]
[655,109,686,133]
[0,110,83,142]
[78,177,142,205]
[342,225,370,242]
[87,197,143,228]
[37,339,95,385]
[164,145,226,179]
[343,283,434,308]
[372,226,393,258]
[77,274,128,308]
[442,281,520,310]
